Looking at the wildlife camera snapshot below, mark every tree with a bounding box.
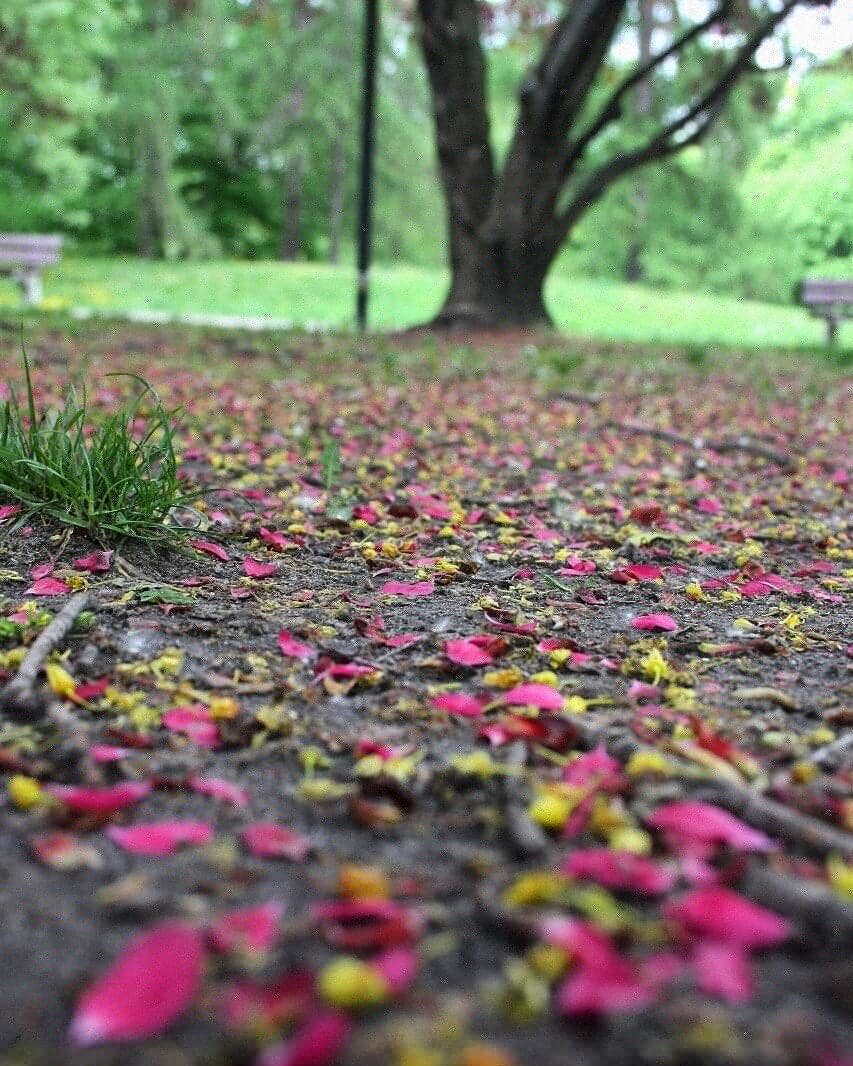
[415,0,836,328]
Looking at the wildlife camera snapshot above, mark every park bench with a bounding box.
[0,233,63,306]
[800,278,853,345]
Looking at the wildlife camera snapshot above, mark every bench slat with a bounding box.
[0,234,62,267]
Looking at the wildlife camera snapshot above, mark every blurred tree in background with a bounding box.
[0,0,848,304]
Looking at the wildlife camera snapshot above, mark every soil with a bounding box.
[0,321,851,1066]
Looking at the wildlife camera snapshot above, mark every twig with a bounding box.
[551,390,602,406]
[693,782,853,860]
[602,422,794,469]
[740,863,853,941]
[0,592,91,720]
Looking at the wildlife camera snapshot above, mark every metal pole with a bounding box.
[356,0,379,332]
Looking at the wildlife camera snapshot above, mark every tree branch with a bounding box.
[560,3,728,178]
[553,0,800,244]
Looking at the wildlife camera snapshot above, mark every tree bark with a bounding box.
[328,134,345,265]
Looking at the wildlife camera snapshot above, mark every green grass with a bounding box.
[0,350,193,542]
[0,256,850,350]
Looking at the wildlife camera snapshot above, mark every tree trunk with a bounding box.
[280,148,304,261]
[328,135,345,264]
[624,0,655,282]
[433,237,553,328]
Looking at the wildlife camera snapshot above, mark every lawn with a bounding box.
[1,256,849,349]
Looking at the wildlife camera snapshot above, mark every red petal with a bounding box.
[190,538,230,561]
[664,886,790,947]
[188,775,250,807]
[379,579,434,598]
[106,820,213,856]
[693,939,754,1003]
[241,823,311,861]
[73,550,114,573]
[46,781,151,815]
[244,556,279,578]
[431,692,487,717]
[26,577,70,596]
[444,637,494,667]
[208,902,283,955]
[561,849,674,895]
[278,630,316,661]
[503,682,564,710]
[630,613,678,632]
[647,801,775,855]
[258,1010,352,1066]
[69,922,204,1045]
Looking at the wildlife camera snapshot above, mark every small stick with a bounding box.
[693,782,853,860]
[0,592,90,719]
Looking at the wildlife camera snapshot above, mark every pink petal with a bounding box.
[259,527,300,551]
[221,970,314,1031]
[431,692,487,718]
[0,504,22,521]
[89,745,130,763]
[503,682,564,710]
[258,1010,352,1066]
[208,902,283,955]
[610,564,663,583]
[278,630,316,661]
[444,637,494,667]
[106,820,214,856]
[73,550,114,573]
[69,922,204,1045]
[379,579,435,598]
[241,823,311,861]
[74,677,110,701]
[188,775,250,807]
[311,899,423,950]
[647,801,775,855]
[562,745,624,790]
[26,576,70,596]
[693,939,754,1003]
[46,781,151,815]
[630,613,678,632]
[561,849,674,895]
[539,916,619,970]
[163,705,221,749]
[243,556,279,578]
[557,962,658,1015]
[371,947,419,996]
[190,538,230,561]
[664,886,790,947]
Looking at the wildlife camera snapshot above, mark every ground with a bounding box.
[0,321,851,1066]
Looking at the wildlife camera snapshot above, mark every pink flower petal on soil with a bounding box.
[69,922,204,1046]
[557,961,659,1015]
[503,682,564,710]
[693,939,754,1003]
[208,902,283,955]
[74,677,110,701]
[539,916,619,969]
[259,527,299,551]
[243,556,279,578]
[610,564,663,583]
[561,849,674,895]
[26,576,70,596]
[379,578,435,598]
[312,899,422,950]
[371,947,419,996]
[163,705,221,748]
[190,538,230,561]
[106,820,213,856]
[73,550,113,573]
[221,970,314,1031]
[664,886,790,947]
[630,613,678,632]
[431,692,487,718]
[188,775,250,807]
[46,781,151,815]
[90,745,130,763]
[258,1010,352,1066]
[647,801,775,855]
[278,630,316,661]
[241,823,311,861]
[0,504,22,521]
[562,745,624,790]
[444,637,494,667]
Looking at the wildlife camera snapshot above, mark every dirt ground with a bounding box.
[0,322,851,1066]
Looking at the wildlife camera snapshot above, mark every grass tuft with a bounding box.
[0,347,195,542]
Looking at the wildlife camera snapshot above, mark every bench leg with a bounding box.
[826,317,838,347]
[17,270,43,306]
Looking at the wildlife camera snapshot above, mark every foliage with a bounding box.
[0,350,193,541]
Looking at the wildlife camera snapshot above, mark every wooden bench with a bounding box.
[0,234,63,306]
[800,278,853,346]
